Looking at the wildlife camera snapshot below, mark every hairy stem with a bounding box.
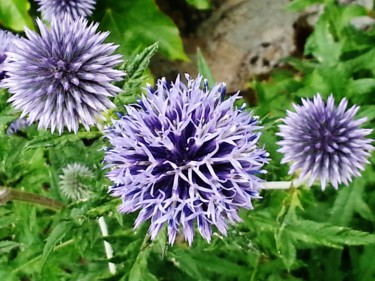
[0,186,64,211]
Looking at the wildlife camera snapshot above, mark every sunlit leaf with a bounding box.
[0,0,34,31]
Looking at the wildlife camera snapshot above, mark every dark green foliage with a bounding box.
[0,1,374,280]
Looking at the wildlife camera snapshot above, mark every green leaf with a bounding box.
[305,9,342,65]
[25,130,102,151]
[122,43,159,84]
[287,220,375,248]
[197,49,215,87]
[186,0,211,10]
[169,248,210,281]
[329,171,374,226]
[40,221,72,271]
[0,241,22,254]
[275,189,302,269]
[188,249,249,277]
[357,105,375,122]
[94,0,188,61]
[347,78,375,98]
[117,43,159,106]
[0,0,34,31]
[287,0,324,11]
[275,232,296,271]
[128,248,158,281]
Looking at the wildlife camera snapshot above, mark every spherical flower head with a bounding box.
[36,0,96,21]
[277,94,373,190]
[3,16,124,134]
[0,30,17,82]
[104,75,269,245]
[59,163,95,201]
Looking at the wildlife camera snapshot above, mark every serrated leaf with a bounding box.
[305,9,342,65]
[0,0,34,31]
[0,240,22,254]
[188,250,249,277]
[197,49,215,87]
[117,43,159,105]
[275,189,302,269]
[128,248,158,281]
[122,43,159,83]
[275,232,296,271]
[94,0,188,61]
[287,220,375,248]
[40,221,72,271]
[24,130,102,151]
[329,171,374,226]
[169,248,210,281]
[347,78,375,98]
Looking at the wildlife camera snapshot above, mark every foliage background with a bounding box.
[0,0,375,280]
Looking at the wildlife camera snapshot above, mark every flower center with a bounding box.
[45,58,80,92]
[313,124,338,153]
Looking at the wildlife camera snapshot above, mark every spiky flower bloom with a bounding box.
[0,30,17,82]
[277,94,373,189]
[3,16,124,134]
[104,75,268,245]
[36,0,96,21]
[59,163,95,200]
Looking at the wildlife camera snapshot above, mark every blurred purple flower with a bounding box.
[277,94,373,189]
[0,30,17,82]
[36,0,96,21]
[104,75,268,245]
[3,16,124,134]
[6,118,30,135]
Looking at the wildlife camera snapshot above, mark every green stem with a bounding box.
[12,239,74,273]
[140,233,151,251]
[250,255,260,281]
[0,187,64,211]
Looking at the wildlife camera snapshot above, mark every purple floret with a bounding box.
[277,94,373,189]
[104,75,268,245]
[0,30,17,82]
[3,16,124,134]
[36,0,96,21]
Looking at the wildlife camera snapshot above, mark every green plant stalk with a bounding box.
[0,187,64,211]
[12,239,75,274]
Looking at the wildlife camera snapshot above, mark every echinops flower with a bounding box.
[0,30,17,82]
[3,16,124,134]
[59,163,94,201]
[36,0,96,21]
[277,94,373,189]
[104,75,268,245]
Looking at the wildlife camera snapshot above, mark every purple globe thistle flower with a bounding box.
[36,0,96,21]
[277,94,373,190]
[0,30,17,82]
[3,16,124,134]
[104,75,268,245]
